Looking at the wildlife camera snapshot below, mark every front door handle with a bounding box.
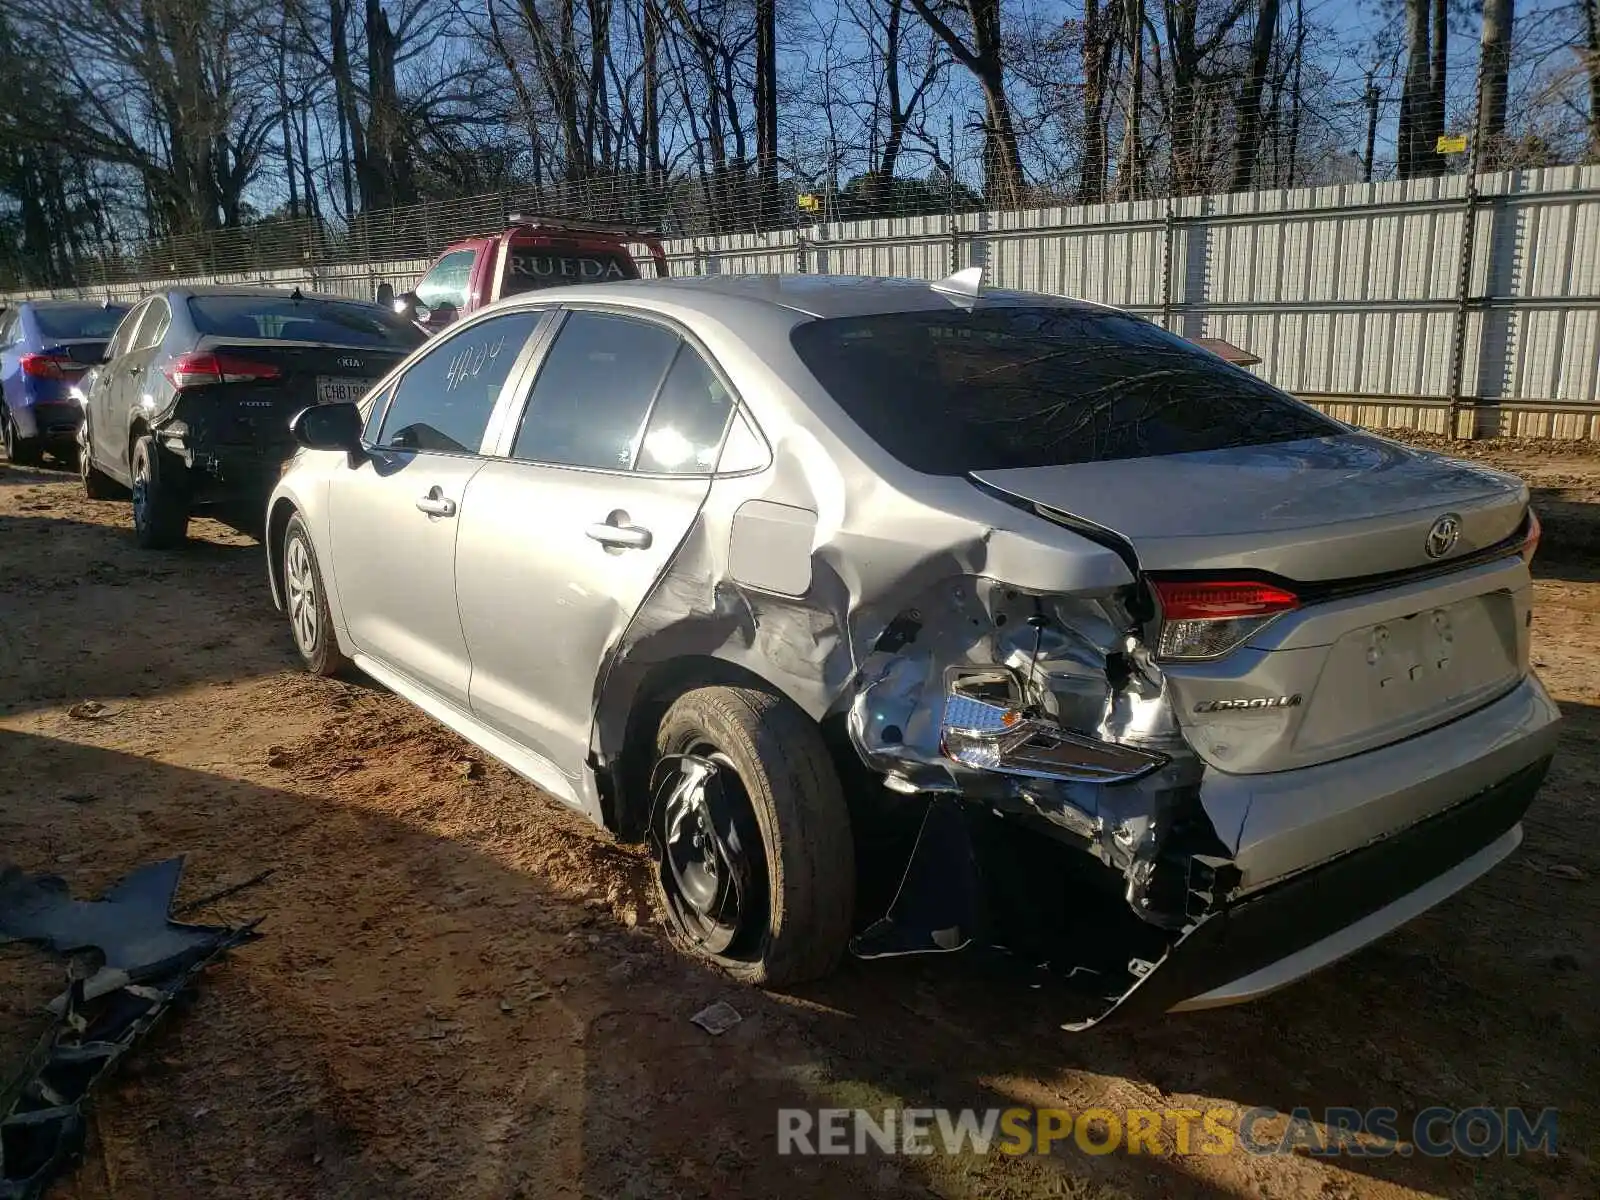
[415,488,457,517]
[586,518,652,550]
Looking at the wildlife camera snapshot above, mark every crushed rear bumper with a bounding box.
[1120,754,1550,1023]
[851,673,1558,1029]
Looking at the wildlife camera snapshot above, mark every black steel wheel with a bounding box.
[650,685,855,987]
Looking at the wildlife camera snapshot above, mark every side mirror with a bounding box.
[375,281,395,308]
[394,290,420,318]
[426,301,458,328]
[291,402,365,458]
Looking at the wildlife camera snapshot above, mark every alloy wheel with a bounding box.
[131,457,149,530]
[285,534,319,656]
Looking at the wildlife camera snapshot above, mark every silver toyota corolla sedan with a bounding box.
[266,272,1559,1027]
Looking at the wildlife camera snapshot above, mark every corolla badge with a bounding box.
[1425,513,1462,559]
[1194,695,1302,713]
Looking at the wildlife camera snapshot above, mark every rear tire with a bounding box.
[2,410,41,467]
[282,514,349,677]
[651,685,855,987]
[131,435,189,549]
[78,423,123,500]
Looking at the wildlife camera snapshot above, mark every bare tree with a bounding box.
[1231,0,1280,190]
[1478,0,1514,164]
[908,0,1026,204]
[1399,0,1445,177]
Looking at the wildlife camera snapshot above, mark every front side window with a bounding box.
[790,306,1340,473]
[510,311,680,470]
[415,250,476,312]
[377,311,542,454]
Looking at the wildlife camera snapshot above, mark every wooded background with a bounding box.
[1,1,1594,287]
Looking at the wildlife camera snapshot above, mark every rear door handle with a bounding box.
[415,490,457,517]
[586,522,652,550]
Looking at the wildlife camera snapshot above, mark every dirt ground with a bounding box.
[1,434,1596,1200]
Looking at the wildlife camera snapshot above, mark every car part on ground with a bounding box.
[267,272,1560,1023]
[0,859,260,1199]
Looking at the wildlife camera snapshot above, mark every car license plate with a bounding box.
[316,376,372,404]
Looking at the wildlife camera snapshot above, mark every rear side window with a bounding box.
[378,311,542,453]
[510,311,679,469]
[132,300,170,351]
[188,295,424,349]
[33,304,129,340]
[104,303,148,361]
[790,307,1339,472]
[501,241,639,295]
[635,346,735,474]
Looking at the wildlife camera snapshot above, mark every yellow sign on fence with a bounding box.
[1437,134,1468,155]
[797,192,820,212]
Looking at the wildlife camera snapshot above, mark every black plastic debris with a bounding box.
[0,858,260,1199]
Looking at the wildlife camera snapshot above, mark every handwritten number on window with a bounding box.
[444,335,506,393]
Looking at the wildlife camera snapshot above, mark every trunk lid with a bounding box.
[173,339,405,451]
[970,434,1528,580]
[972,434,1533,774]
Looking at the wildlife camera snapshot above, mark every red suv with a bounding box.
[387,215,670,333]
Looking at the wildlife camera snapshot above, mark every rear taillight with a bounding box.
[20,353,74,380]
[1150,578,1299,661]
[163,352,282,390]
[1520,509,1541,566]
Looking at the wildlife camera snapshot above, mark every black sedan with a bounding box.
[77,287,425,547]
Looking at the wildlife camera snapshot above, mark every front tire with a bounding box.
[78,423,123,499]
[282,514,349,677]
[651,685,855,987]
[2,409,41,467]
[131,435,189,549]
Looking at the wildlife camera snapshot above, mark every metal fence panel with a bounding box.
[11,166,1600,416]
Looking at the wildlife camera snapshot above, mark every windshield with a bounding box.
[33,304,129,340]
[188,295,425,349]
[790,306,1339,473]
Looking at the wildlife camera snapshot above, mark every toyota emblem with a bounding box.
[1425,513,1461,559]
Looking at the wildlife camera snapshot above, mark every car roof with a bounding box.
[172,285,385,307]
[513,273,1113,321]
[22,298,128,310]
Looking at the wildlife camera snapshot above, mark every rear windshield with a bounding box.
[500,241,639,294]
[33,303,129,339]
[790,307,1339,472]
[188,295,425,349]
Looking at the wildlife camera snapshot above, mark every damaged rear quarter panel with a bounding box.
[585,306,1240,932]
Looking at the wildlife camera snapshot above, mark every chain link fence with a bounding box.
[13,169,987,290]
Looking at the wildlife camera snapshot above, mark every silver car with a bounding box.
[266,273,1559,1027]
